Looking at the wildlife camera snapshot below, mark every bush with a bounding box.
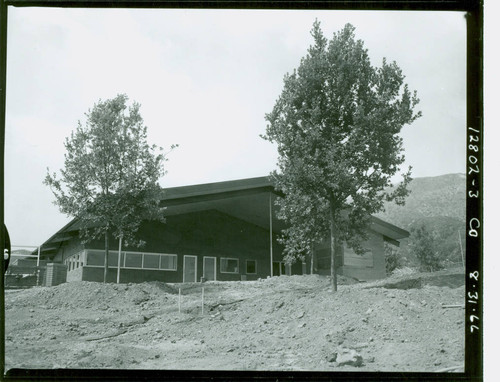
[385,243,405,275]
[409,225,443,272]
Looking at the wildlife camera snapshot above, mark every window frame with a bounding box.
[220,257,239,274]
[82,249,178,271]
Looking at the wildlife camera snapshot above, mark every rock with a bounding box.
[362,317,368,323]
[297,311,305,319]
[366,356,375,363]
[336,349,363,367]
[365,308,372,314]
[352,342,369,350]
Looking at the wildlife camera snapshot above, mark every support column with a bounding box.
[269,192,273,277]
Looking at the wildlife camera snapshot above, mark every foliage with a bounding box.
[44,94,177,281]
[408,225,443,272]
[384,243,406,275]
[262,21,421,290]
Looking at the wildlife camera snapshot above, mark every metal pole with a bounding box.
[117,235,122,284]
[37,246,40,267]
[269,192,273,277]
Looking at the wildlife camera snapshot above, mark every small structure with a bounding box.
[36,176,408,283]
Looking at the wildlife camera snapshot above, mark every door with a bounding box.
[183,255,197,283]
[203,256,216,281]
[273,261,285,276]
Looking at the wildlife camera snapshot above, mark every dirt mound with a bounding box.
[363,268,464,290]
[6,281,179,311]
[5,272,464,372]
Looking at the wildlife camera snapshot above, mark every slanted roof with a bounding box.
[37,176,408,257]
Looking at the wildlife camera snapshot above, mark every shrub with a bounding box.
[385,243,405,275]
[409,225,443,272]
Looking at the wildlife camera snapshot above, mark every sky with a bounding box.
[4,8,467,248]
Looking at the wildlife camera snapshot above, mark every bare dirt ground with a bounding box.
[4,269,465,373]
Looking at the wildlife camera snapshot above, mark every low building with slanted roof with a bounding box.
[36,176,409,284]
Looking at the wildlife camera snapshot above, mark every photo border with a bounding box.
[0,1,483,381]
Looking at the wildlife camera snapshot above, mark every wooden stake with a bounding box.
[458,230,465,271]
[201,287,204,315]
[178,287,181,314]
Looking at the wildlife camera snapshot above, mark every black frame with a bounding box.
[0,1,483,381]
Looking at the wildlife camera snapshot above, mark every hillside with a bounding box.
[377,173,466,228]
[377,173,466,265]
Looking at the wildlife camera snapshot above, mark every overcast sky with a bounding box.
[4,8,466,247]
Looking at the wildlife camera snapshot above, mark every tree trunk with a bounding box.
[329,201,338,292]
[104,230,109,283]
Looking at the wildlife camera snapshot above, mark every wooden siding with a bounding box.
[58,209,288,283]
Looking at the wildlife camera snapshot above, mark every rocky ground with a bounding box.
[4,269,465,373]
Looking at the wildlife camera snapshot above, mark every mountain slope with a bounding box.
[377,173,466,265]
[377,173,466,229]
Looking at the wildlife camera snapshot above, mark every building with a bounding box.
[36,176,409,284]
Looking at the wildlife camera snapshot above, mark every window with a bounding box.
[125,252,143,268]
[160,255,177,270]
[87,250,105,266]
[84,249,177,271]
[246,260,257,274]
[108,251,125,268]
[221,258,239,274]
[143,254,160,269]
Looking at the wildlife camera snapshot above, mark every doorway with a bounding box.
[203,256,216,281]
[272,261,286,276]
[183,255,197,283]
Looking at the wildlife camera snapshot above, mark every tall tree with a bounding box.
[44,94,177,283]
[262,22,421,291]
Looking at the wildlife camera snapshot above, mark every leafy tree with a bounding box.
[44,94,177,283]
[262,22,421,291]
[409,225,443,272]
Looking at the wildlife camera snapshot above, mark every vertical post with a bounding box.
[117,235,122,284]
[36,246,41,286]
[178,287,181,314]
[269,192,273,277]
[201,287,204,315]
[458,230,465,271]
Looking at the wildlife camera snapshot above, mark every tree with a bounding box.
[262,22,421,291]
[409,225,443,272]
[44,94,177,283]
